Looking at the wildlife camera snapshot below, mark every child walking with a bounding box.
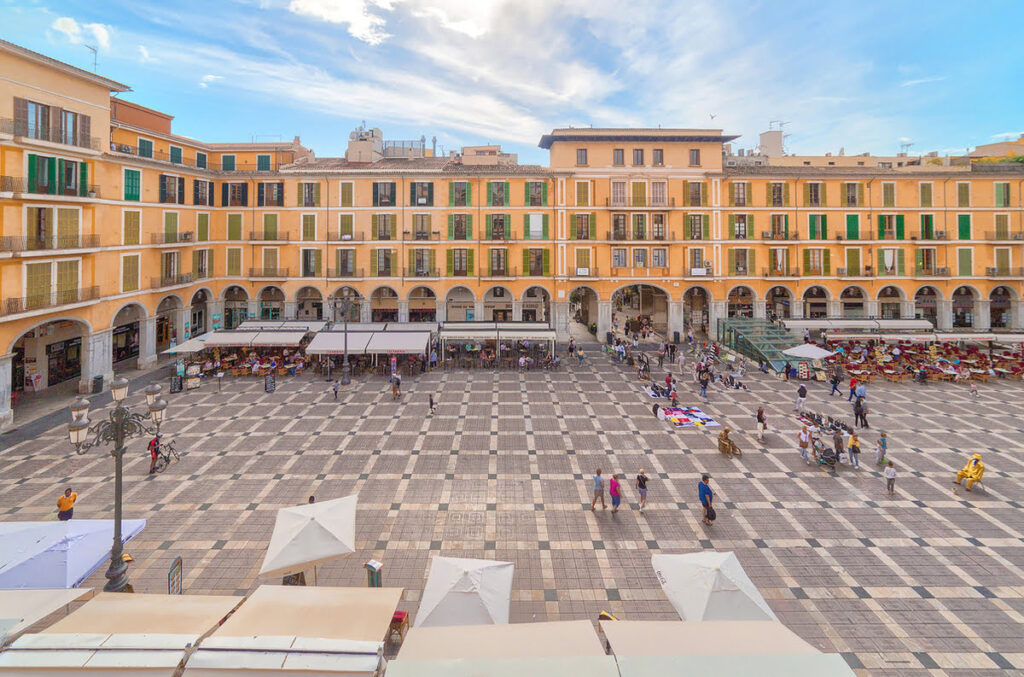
[884,461,896,496]
[876,433,887,465]
[428,393,435,415]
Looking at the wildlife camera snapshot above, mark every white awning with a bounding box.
[249,331,308,347]
[384,322,439,332]
[185,636,382,676]
[784,319,933,331]
[305,332,373,355]
[161,335,209,355]
[238,321,326,332]
[934,332,998,342]
[386,656,620,677]
[440,328,556,343]
[830,333,936,342]
[0,589,94,644]
[201,332,260,347]
[365,332,431,354]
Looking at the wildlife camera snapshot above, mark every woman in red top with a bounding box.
[609,474,622,513]
[848,376,858,402]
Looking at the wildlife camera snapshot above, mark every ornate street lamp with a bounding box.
[338,296,352,385]
[67,378,167,592]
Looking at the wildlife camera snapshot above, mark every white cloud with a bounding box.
[138,45,155,63]
[901,76,946,87]
[199,74,224,88]
[51,17,112,49]
[991,131,1024,139]
[287,0,398,45]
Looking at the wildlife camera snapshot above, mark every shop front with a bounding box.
[113,322,140,363]
[46,337,82,387]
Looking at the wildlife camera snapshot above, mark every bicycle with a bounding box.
[153,440,181,473]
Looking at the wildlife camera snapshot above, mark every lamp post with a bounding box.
[67,378,167,592]
[339,296,352,385]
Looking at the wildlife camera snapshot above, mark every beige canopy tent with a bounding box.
[305,331,374,355]
[387,620,618,677]
[162,333,210,355]
[258,494,357,579]
[238,320,326,332]
[201,331,261,347]
[0,588,93,645]
[184,585,403,676]
[248,331,309,347]
[602,620,856,676]
[0,592,241,675]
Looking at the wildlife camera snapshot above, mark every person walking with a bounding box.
[855,382,867,400]
[56,488,77,521]
[699,371,709,399]
[148,434,161,474]
[591,469,606,511]
[853,397,865,428]
[798,425,811,464]
[884,461,896,496]
[848,376,858,402]
[756,406,767,442]
[332,380,339,400]
[876,432,887,465]
[829,371,841,396]
[783,361,791,381]
[669,342,677,363]
[577,348,585,367]
[859,398,870,428]
[636,470,648,514]
[428,393,436,415]
[795,383,808,414]
[609,473,622,513]
[833,428,845,464]
[676,350,686,372]
[847,430,860,468]
[657,345,665,369]
[568,337,576,357]
[698,474,714,526]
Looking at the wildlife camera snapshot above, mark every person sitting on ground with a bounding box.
[717,427,741,458]
[954,454,985,492]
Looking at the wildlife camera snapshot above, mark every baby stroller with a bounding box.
[812,438,839,472]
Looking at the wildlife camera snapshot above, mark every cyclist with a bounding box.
[148,433,162,474]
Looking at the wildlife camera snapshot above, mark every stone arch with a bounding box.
[952,285,978,328]
[802,285,830,319]
[726,284,756,319]
[521,285,551,323]
[568,285,600,332]
[877,285,905,320]
[764,285,794,320]
[913,285,942,325]
[370,285,400,322]
[482,285,514,322]
[156,294,185,349]
[408,286,437,322]
[329,286,362,323]
[110,302,147,367]
[838,284,868,318]
[445,285,477,321]
[257,285,285,321]
[611,283,670,338]
[990,285,1015,328]
[912,284,946,301]
[6,316,94,356]
[876,285,907,301]
[8,316,93,404]
[683,284,713,333]
[221,285,249,302]
[108,301,149,328]
[295,286,324,321]
[221,285,249,329]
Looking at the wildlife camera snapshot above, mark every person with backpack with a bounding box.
[756,406,767,442]
[829,371,841,396]
[795,383,808,414]
[636,470,649,514]
[698,474,714,526]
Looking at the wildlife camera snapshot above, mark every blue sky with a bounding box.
[4,0,1023,164]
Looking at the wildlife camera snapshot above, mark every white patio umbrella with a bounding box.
[782,344,835,360]
[652,552,777,622]
[258,495,357,579]
[415,557,514,627]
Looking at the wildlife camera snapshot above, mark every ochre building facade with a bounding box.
[3,39,1024,428]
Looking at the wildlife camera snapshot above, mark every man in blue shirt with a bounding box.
[698,474,714,525]
[590,468,606,511]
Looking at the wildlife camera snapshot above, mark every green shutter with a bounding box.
[48,158,58,194]
[765,183,771,206]
[878,215,886,240]
[341,182,353,206]
[728,249,736,275]
[79,161,88,196]
[523,214,529,240]
[569,216,576,239]
[682,213,690,240]
[846,214,858,240]
[449,182,455,206]
[847,249,860,276]
[466,182,472,205]
[466,214,473,239]
[996,248,1010,273]
[542,249,550,276]
[857,183,864,206]
[821,215,827,239]
[803,249,811,274]
[958,183,970,207]
[486,182,493,206]
[915,249,924,273]
[748,249,755,274]
[542,182,548,206]
[920,214,930,239]
[197,213,209,241]
[314,183,321,206]
[840,184,848,208]
[920,183,931,208]
[446,249,453,276]
[466,248,474,275]
[958,248,972,276]
[228,214,241,241]
[390,251,397,275]
[523,249,530,274]
[340,214,353,237]
[701,182,708,206]
[958,214,971,240]
[503,181,510,206]
[429,249,436,273]
[702,215,709,240]
[728,215,736,239]
[802,183,810,207]
[808,215,817,240]
[589,213,596,239]
[371,214,378,239]
[784,214,789,239]
[524,182,530,205]
[448,215,455,240]
[370,250,377,276]
[820,183,827,206]
[728,182,736,206]
[877,249,884,273]
[783,183,790,206]
[390,215,397,240]
[486,214,493,239]
[263,213,277,239]
[542,215,549,240]
[27,154,37,192]
[897,249,905,276]
[823,249,831,275]
[896,215,905,240]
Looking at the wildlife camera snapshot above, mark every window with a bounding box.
[259,181,283,207]
[197,213,209,241]
[527,181,546,206]
[195,152,207,169]
[957,182,970,207]
[916,247,936,274]
[958,214,971,240]
[228,183,246,206]
[301,182,321,207]
[806,248,823,275]
[489,214,506,239]
[995,213,1010,239]
[632,149,644,165]
[169,146,182,164]
[302,214,317,241]
[452,248,468,276]
[652,247,666,267]
[301,249,321,277]
[576,181,589,206]
[611,181,627,206]
[771,214,787,239]
[612,248,627,267]
[488,181,507,206]
[138,138,153,158]
[690,248,705,270]
[612,214,627,240]
[807,182,821,207]
[574,214,591,240]
[651,181,667,206]
[652,213,666,240]
[689,149,701,166]
[340,182,354,207]
[257,154,271,171]
[25,207,51,250]
[733,182,747,207]
[575,248,590,273]
[195,180,211,205]
[688,214,705,240]
[771,182,784,207]
[526,214,547,240]
[227,248,242,276]
[450,181,469,207]
[995,182,1011,208]
[882,182,895,207]
[957,248,972,276]
[808,214,827,240]
[994,247,1011,275]
[375,214,394,240]
[227,214,242,241]
[163,211,181,242]
[160,251,179,282]
[375,249,393,276]
[24,100,50,140]
[221,154,236,171]
[631,181,646,207]
[59,110,78,145]
[414,248,434,276]
[920,214,935,239]
[845,182,859,207]
[689,182,703,207]
[60,160,78,196]
[159,175,181,204]
[732,214,748,239]
[451,214,469,240]
[124,169,140,201]
[194,249,212,279]
[335,249,355,276]
[633,248,648,267]
[489,248,507,275]
[261,248,278,275]
[919,182,932,208]
[632,214,647,240]
[412,181,433,206]
[413,214,431,240]
[878,248,903,276]
[576,148,588,165]
[733,249,749,275]
[653,148,664,166]
[879,215,895,239]
[613,149,624,166]
[123,211,141,245]
[122,254,140,292]
[527,248,547,275]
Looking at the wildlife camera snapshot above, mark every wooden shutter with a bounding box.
[466,248,474,275]
[448,182,455,206]
[820,215,827,239]
[56,260,78,301]
[429,249,436,274]
[846,214,858,240]
[341,182,353,206]
[784,215,789,239]
[808,215,817,240]
[996,248,1010,273]
[122,255,139,292]
[390,215,397,240]
[542,215,549,240]
[523,249,530,274]
[765,183,772,206]
[158,175,168,203]
[728,215,736,239]
[958,183,970,207]
[840,183,848,207]
[920,183,931,207]
[448,215,455,240]
[820,183,827,207]
[258,183,265,206]
[681,212,689,240]
[27,154,38,192]
[197,213,209,241]
[79,162,88,196]
[542,181,548,206]
[164,212,178,240]
[896,249,905,275]
[728,183,736,206]
[589,213,596,239]
[194,180,201,205]
[314,183,321,206]
[427,183,434,206]
[177,177,185,204]
[302,214,316,241]
[228,214,241,241]
[26,262,51,308]
[896,215,905,240]
[466,182,472,205]
[823,249,831,275]
[958,248,971,276]
[503,181,510,206]
[728,249,736,275]
[446,249,454,276]
[783,183,789,206]
[466,214,473,239]
[802,183,810,207]
[878,215,886,240]
[263,213,277,239]
[339,214,353,237]
[486,182,493,206]
[192,250,201,277]
[915,248,924,273]
[228,248,241,276]
[314,249,322,276]
[958,214,971,240]
[542,249,550,276]
[124,211,140,245]
[370,249,378,276]
[221,183,229,206]
[371,214,378,240]
[847,248,860,275]
[702,215,709,240]
[240,183,248,206]
[487,214,494,239]
[995,214,1009,239]
[856,183,864,206]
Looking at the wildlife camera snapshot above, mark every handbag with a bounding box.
[706,505,717,521]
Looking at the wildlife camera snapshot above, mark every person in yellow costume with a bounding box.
[954,454,985,492]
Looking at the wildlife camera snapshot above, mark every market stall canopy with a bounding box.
[829,332,937,343]
[201,331,260,348]
[304,331,373,355]
[162,333,209,355]
[385,656,619,677]
[365,331,430,354]
[415,557,514,627]
[602,620,856,677]
[652,552,777,622]
[238,320,326,332]
[439,321,557,344]
[784,319,933,331]
[41,592,241,635]
[782,344,835,360]
[0,588,94,645]
[184,636,383,676]
[258,495,357,578]
[248,331,309,347]
[0,520,145,589]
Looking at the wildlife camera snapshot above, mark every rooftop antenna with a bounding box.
[899,140,914,154]
[84,44,98,72]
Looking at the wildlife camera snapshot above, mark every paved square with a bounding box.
[3,349,1024,674]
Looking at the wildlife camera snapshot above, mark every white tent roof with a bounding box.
[238,320,326,332]
[249,331,308,347]
[784,319,933,331]
[305,331,373,355]
[201,331,259,347]
[184,636,382,676]
[615,654,856,676]
[41,592,241,636]
[0,520,145,590]
[364,331,431,354]
[0,632,197,675]
[781,344,835,360]
[162,333,210,355]
[258,495,356,578]
[397,620,606,661]
[0,588,93,644]
[385,656,620,677]
[652,552,777,622]
[415,557,514,627]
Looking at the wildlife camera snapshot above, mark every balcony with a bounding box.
[403,267,440,278]
[987,267,1024,277]
[607,197,675,208]
[985,231,1024,241]
[761,231,797,241]
[151,274,194,289]
[837,267,874,278]
[408,230,441,241]
[483,266,517,278]
[327,267,363,278]
[108,143,273,172]
[248,232,291,242]
[151,232,194,244]
[730,268,754,277]
[248,268,290,278]
[915,267,950,277]
[1,117,101,151]
[1,234,101,252]
[1,286,101,316]
[762,268,800,277]
[0,175,101,197]
[328,230,359,242]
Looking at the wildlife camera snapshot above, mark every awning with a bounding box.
[829,333,935,343]
[184,636,382,676]
[396,620,606,660]
[0,589,94,644]
[305,331,373,355]
[934,332,998,342]
[239,320,326,332]
[41,592,241,635]
[784,319,933,331]
[782,344,835,360]
[385,656,619,677]
[201,332,260,348]
[249,331,308,347]
[365,331,430,354]
[162,333,210,355]
[439,327,557,343]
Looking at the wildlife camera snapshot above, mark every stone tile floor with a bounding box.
[3,347,1024,675]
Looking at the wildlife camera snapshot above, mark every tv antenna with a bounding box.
[899,140,914,154]
[84,44,98,71]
